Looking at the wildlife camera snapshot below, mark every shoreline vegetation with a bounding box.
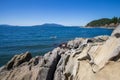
[86,17,120,28]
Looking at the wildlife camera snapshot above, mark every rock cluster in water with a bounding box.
[0,25,120,80]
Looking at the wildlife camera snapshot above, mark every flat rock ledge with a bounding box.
[0,25,120,80]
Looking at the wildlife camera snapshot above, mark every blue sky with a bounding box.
[0,0,120,26]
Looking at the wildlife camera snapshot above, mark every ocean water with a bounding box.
[0,26,113,66]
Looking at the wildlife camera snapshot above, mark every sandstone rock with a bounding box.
[0,47,62,80]
[75,61,94,80]
[54,54,67,80]
[28,56,43,66]
[94,35,109,42]
[67,38,85,49]
[111,25,120,37]
[5,52,32,70]
[59,42,67,49]
[92,37,120,72]
[94,61,120,80]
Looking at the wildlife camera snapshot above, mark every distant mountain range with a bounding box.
[33,23,64,27]
[0,23,80,27]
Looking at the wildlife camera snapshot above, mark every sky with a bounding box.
[0,0,120,26]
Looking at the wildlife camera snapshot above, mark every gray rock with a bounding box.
[67,38,85,49]
[5,52,32,70]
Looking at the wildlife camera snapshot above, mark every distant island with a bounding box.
[1,17,120,28]
[0,23,80,28]
[0,23,64,27]
[86,17,120,28]
[33,23,64,27]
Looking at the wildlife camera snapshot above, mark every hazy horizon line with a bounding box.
[0,23,83,27]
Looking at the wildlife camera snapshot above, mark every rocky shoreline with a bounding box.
[0,25,120,80]
[85,26,115,29]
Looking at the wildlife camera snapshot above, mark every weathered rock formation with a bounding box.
[0,25,120,80]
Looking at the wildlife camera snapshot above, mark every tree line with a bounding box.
[86,17,120,27]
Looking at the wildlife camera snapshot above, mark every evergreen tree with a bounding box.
[118,17,120,23]
[86,17,120,27]
[111,17,118,24]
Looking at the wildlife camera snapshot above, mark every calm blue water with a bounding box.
[0,26,113,66]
